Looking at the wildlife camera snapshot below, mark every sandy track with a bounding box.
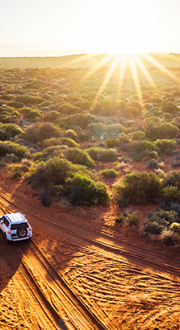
[1,178,180,329]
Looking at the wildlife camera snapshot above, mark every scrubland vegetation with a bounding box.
[1,62,180,245]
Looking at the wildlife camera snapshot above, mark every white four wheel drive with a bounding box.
[0,212,32,243]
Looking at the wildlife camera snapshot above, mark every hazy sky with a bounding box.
[1,0,180,56]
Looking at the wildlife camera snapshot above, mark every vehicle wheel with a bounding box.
[5,235,10,244]
[17,227,27,238]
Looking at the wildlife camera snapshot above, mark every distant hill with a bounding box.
[0,53,180,69]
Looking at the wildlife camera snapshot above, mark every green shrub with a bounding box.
[42,137,79,148]
[0,106,19,123]
[145,221,163,235]
[25,122,61,143]
[133,150,159,162]
[162,186,180,205]
[160,227,174,245]
[100,169,118,178]
[15,95,43,105]
[120,106,141,118]
[148,209,178,225]
[67,174,109,206]
[57,102,81,115]
[113,171,162,206]
[29,157,107,206]
[0,123,23,138]
[128,130,146,141]
[0,141,29,159]
[144,209,179,235]
[65,129,78,141]
[8,101,24,108]
[106,124,124,135]
[115,216,123,223]
[144,116,179,140]
[8,163,29,178]
[88,123,107,137]
[106,133,129,148]
[1,94,15,101]
[88,123,124,137]
[34,151,47,162]
[34,145,66,162]
[20,107,41,120]
[30,157,95,188]
[125,212,139,226]
[162,102,179,114]
[155,139,177,155]
[42,111,59,122]
[59,113,97,129]
[125,140,155,154]
[64,148,95,168]
[86,147,117,162]
[170,222,180,233]
[163,171,180,189]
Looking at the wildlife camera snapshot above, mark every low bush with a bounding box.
[57,102,81,115]
[128,130,146,141]
[29,157,108,206]
[105,133,129,148]
[42,137,79,148]
[0,141,29,159]
[154,139,177,155]
[113,171,162,206]
[125,140,155,154]
[100,169,118,178]
[64,148,95,168]
[120,106,141,118]
[20,107,41,120]
[88,123,124,137]
[34,146,64,162]
[115,216,123,223]
[163,171,180,189]
[125,212,139,226]
[133,150,159,162]
[0,123,23,139]
[143,116,179,140]
[8,101,24,108]
[162,186,180,206]
[59,113,97,129]
[65,129,78,141]
[42,111,59,122]
[144,209,179,235]
[24,122,61,143]
[67,174,109,206]
[170,222,180,233]
[86,147,117,162]
[8,162,30,178]
[15,95,43,105]
[0,106,19,123]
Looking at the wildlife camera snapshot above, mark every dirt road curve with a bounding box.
[1,175,180,329]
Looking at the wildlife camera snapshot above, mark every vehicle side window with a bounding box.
[3,217,9,227]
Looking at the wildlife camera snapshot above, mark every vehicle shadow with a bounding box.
[0,235,30,292]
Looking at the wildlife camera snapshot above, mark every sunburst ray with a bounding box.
[142,54,180,84]
[128,55,144,108]
[135,55,157,90]
[91,55,121,108]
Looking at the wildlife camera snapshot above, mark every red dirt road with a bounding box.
[1,169,180,329]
